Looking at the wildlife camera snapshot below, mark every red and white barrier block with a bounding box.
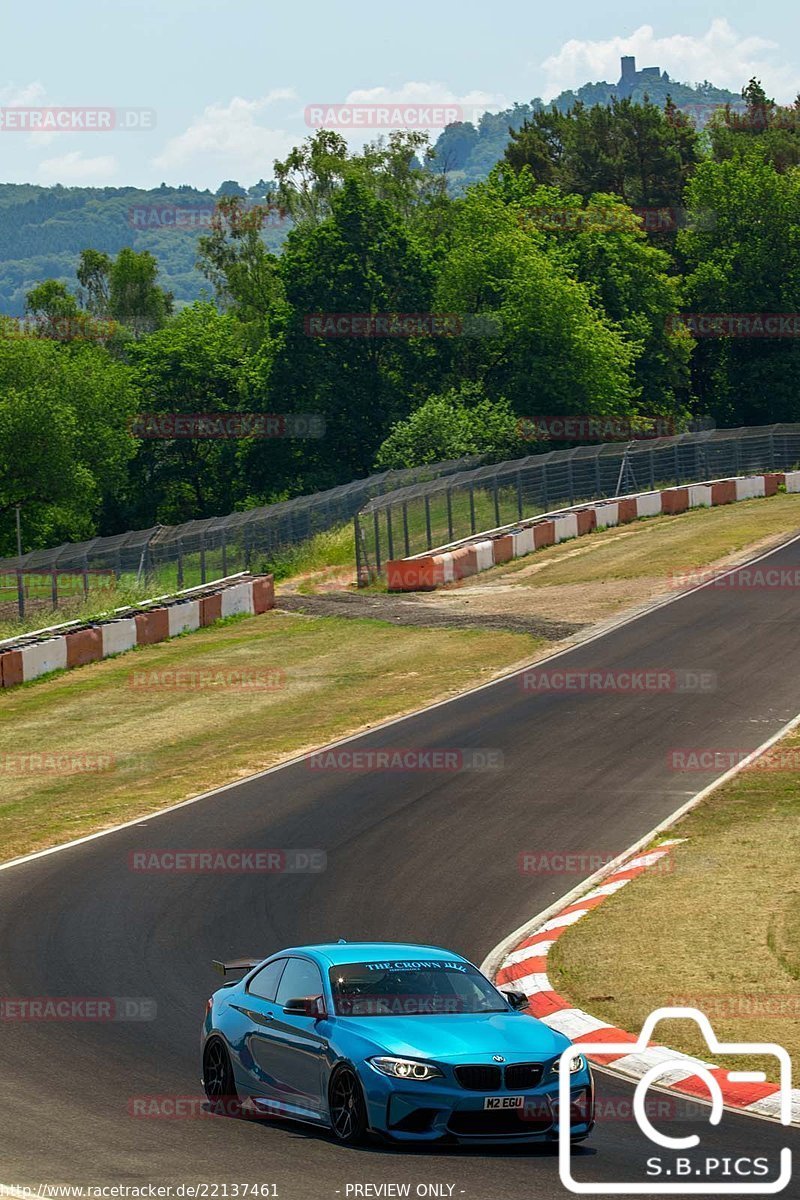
[494,840,800,1125]
[0,574,275,690]
[387,472,793,592]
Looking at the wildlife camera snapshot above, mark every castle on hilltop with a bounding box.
[616,56,671,98]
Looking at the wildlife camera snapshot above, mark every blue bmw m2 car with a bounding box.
[201,941,594,1145]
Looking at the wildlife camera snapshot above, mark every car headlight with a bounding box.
[369,1056,443,1081]
[552,1054,586,1075]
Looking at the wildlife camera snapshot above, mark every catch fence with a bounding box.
[355,425,800,581]
[0,455,483,619]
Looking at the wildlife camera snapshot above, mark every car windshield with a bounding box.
[329,958,509,1016]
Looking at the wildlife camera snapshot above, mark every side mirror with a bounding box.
[283,995,327,1019]
[502,990,529,1011]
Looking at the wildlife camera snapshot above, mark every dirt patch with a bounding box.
[276,591,583,639]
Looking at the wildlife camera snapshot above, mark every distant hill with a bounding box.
[432,56,745,189]
[0,181,289,316]
[0,60,745,314]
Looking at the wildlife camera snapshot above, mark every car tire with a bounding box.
[328,1065,369,1145]
[202,1037,240,1117]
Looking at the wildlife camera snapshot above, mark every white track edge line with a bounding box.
[482,710,800,1128]
[481,706,800,980]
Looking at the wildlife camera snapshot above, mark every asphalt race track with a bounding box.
[2,535,800,1198]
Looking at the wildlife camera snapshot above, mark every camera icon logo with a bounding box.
[558,1006,793,1194]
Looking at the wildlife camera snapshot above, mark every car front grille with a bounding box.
[454,1065,502,1091]
[505,1063,544,1090]
[454,1063,544,1091]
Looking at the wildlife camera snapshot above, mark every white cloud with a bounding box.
[152,91,298,187]
[37,151,118,184]
[540,20,800,103]
[0,81,46,105]
[343,81,509,130]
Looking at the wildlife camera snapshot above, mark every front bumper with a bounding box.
[361,1068,595,1144]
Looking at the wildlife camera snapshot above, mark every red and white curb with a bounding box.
[493,840,800,1126]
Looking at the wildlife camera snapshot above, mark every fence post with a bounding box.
[82,554,90,599]
[51,569,58,609]
[373,509,382,572]
[424,494,432,549]
[542,464,549,511]
[177,540,184,591]
[567,458,574,505]
[469,485,476,535]
[402,502,410,557]
[493,474,501,527]
[674,444,680,484]
[516,472,523,520]
[200,533,207,585]
[221,530,228,579]
[446,487,454,542]
[354,515,363,585]
[386,505,394,561]
[17,569,24,619]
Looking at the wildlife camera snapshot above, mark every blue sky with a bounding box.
[1,0,798,189]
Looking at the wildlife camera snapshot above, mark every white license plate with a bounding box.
[484,1095,524,1110]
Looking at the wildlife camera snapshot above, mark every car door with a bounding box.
[234,957,288,1102]
[266,956,330,1120]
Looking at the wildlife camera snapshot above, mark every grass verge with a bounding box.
[549,728,800,1082]
[0,611,541,861]
[490,493,800,590]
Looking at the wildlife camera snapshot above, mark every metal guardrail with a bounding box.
[355,425,800,581]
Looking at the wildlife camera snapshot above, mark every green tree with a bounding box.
[522,182,692,418]
[435,172,637,419]
[108,247,173,335]
[708,79,800,173]
[374,383,528,468]
[254,177,438,492]
[679,155,800,423]
[76,249,112,314]
[0,337,138,554]
[196,195,287,328]
[505,98,700,207]
[122,303,253,527]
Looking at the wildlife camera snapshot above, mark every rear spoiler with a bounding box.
[212,957,261,976]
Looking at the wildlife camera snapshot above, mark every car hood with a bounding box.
[335,1011,570,1061]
